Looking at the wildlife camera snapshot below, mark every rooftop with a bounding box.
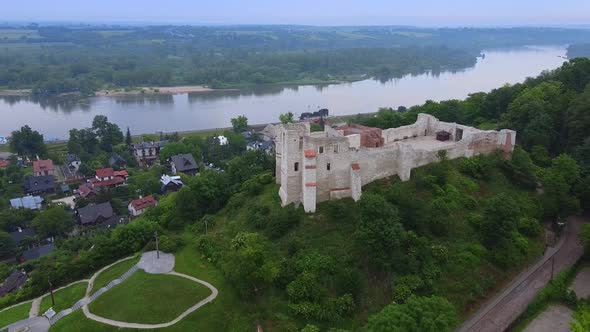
[96,168,115,178]
[33,159,54,173]
[10,196,43,210]
[130,195,158,211]
[23,175,55,193]
[78,202,114,225]
[22,243,55,261]
[9,228,36,246]
[170,154,198,172]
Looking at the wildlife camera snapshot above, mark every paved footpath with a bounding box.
[82,250,219,329]
[458,216,585,332]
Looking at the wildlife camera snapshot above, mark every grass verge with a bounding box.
[39,282,87,314]
[91,257,139,294]
[0,302,31,328]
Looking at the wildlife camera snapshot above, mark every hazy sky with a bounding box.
[3,0,590,26]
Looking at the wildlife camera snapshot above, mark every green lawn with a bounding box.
[91,257,139,294]
[39,282,87,314]
[0,302,30,328]
[88,270,211,324]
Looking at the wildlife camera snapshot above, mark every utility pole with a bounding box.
[154,230,160,259]
[48,277,55,307]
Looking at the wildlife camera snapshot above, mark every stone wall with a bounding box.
[275,113,516,212]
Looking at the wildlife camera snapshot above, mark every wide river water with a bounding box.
[0,45,567,140]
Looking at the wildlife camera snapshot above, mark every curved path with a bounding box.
[82,251,219,329]
[458,216,585,332]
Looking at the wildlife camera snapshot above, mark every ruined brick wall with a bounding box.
[274,114,516,213]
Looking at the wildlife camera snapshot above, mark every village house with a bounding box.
[9,227,36,249]
[32,159,55,176]
[0,270,28,298]
[0,159,9,169]
[273,113,516,213]
[20,243,55,262]
[169,153,199,175]
[160,174,183,193]
[10,196,43,210]
[91,168,126,188]
[77,202,121,228]
[247,140,274,154]
[23,175,55,195]
[128,195,158,217]
[108,154,127,169]
[131,141,167,166]
[65,154,81,172]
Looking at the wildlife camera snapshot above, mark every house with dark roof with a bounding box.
[76,182,99,199]
[170,154,199,175]
[21,243,55,262]
[131,141,167,166]
[247,140,274,154]
[128,195,158,217]
[77,202,120,227]
[160,175,183,193]
[23,175,55,194]
[0,270,28,298]
[33,159,55,176]
[65,154,81,172]
[108,154,127,169]
[9,228,36,248]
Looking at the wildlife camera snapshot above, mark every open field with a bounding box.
[39,282,87,314]
[0,302,31,328]
[0,29,41,40]
[91,257,139,294]
[88,270,211,324]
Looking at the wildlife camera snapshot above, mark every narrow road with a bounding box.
[458,216,585,332]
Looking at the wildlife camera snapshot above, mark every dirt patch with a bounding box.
[522,304,573,332]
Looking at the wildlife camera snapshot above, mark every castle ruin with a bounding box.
[273,113,516,213]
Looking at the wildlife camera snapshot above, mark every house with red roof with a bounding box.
[0,159,9,168]
[128,195,158,217]
[33,159,55,176]
[90,168,125,188]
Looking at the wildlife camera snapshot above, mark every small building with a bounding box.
[65,154,81,172]
[131,141,167,166]
[10,196,43,210]
[77,183,99,199]
[77,202,119,227]
[108,154,127,169]
[170,154,199,175]
[0,270,28,298]
[21,243,55,262]
[9,228,36,247]
[217,136,228,146]
[0,159,9,168]
[247,141,274,154]
[23,176,55,194]
[32,159,55,176]
[128,195,158,217]
[160,175,183,193]
[91,168,125,188]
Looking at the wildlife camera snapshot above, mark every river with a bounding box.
[0,45,567,140]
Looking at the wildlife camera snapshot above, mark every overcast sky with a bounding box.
[3,0,590,26]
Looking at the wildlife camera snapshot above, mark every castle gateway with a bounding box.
[273,113,516,213]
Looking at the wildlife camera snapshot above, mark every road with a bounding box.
[458,215,585,332]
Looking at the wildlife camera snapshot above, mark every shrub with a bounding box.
[158,235,184,253]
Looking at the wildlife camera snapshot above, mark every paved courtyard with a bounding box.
[137,251,175,274]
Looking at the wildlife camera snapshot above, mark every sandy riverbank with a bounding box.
[95,85,216,96]
[0,89,31,96]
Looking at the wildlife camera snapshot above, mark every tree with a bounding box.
[481,194,521,248]
[92,115,124,152]
[279,112,295,124]
[355,194,406,270]
[222,232,280,296]
[364,295,457,332]
[32,207,74,239]
[0,231,17,258]
[571,304,590,332]
[231,115,248,133]
[10,125,47,157]
[159,142,192,162]
[125,127,132,146]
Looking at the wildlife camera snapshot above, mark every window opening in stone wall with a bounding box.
[299,137,303,150]
[327,163,331,171]
[294,162,299,171]
[319,146,324,154]
[334,145,338,153]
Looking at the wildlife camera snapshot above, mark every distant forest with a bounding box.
[0,25,590,96]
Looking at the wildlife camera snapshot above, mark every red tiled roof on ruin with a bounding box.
[130,195,157,211]
[337,124,385,148]
[304,149,317,158]
[96,168,115,178]
[33,159,54,173]
[305,182,317,187]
